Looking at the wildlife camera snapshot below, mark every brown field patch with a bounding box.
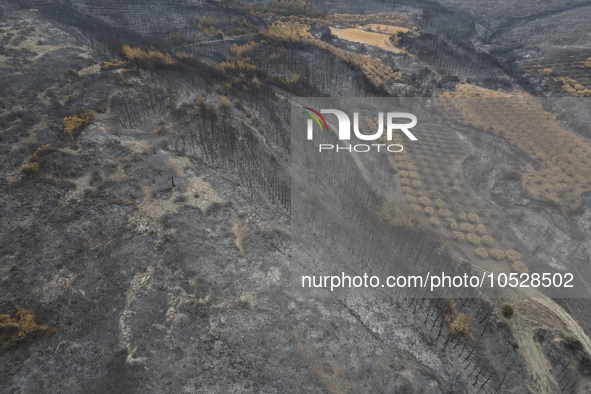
[330,27,406,54]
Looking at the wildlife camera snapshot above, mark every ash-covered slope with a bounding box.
[1,2,591,393]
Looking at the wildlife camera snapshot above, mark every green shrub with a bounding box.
[502,304,514,318]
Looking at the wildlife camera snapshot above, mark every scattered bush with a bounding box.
[0,310,56,349]
[474,247,488,259]
[121,45,176,69]
[512,261,528,274]
[168,32,184,43]
[405,194,417,203]
[466,234,481,244]
[418,196,431,206]
[400,178,410,185]
[434,199,445,208]
[502,304,514,318]
[460,223,474,233]
[429,217,440,226]
[32,144,54,160]
[96,106,107,114]
[481,235,494,246]
[402,186,413,194]
[230,41,257,58]
[63,111,94,140]
[452,231,465,241]
[412,180,421,188]
[476,224,487,235]
[439,208,451,218]
[459,212,467,221]
[468,213,479,223]
[440,228,449,237]
[218,96,232,114]
[445,301,473,337]
[490,249,505,260]
[249,0,326,18]
[452,186,462,192]
[448,313,472,335]
[505,250,522,262]
[409,204,421,212]
[398,161,414,170]
[176,51,199,64]
[22,162,40,176]
[424,207,434,216]
[377,197,421,229]
[245,112,252,118]
[446,218,457,229]
[215,30,224,40]
[101,59,127,70]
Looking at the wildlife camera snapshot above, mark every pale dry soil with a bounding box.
[330,27,407,54]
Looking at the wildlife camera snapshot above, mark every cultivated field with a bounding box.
[330,27,406,54]
[436,85,591,211]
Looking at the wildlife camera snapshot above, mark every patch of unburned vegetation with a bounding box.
[328,12,415,30]
[63,111,95,140]
[261,21,402,93]
[363,24,410,34]
[0,310,56,349]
